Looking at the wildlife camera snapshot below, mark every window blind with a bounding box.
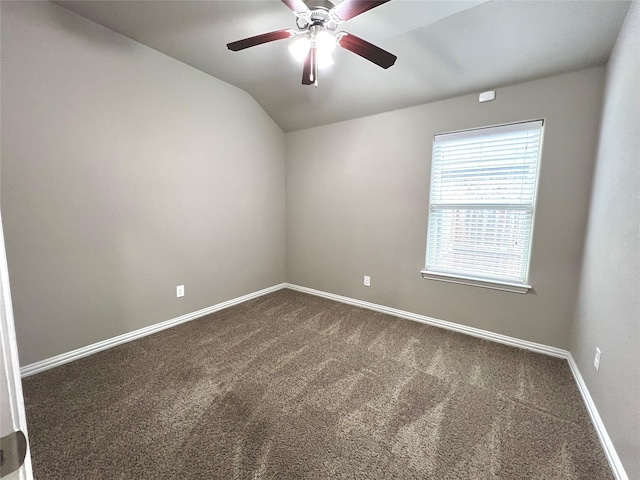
[425,120,543,284]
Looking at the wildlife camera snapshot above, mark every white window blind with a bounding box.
[425,120,543,287]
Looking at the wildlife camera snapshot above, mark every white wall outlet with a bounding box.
[176,285,184,298]
[594,347,601,371]
[364,275,371,287]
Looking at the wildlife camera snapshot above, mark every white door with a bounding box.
[0,212,32,480]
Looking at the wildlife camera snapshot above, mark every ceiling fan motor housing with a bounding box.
[304,0,337,12]
[297,2,341,32]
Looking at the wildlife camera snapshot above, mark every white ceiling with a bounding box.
[54,0,631,132]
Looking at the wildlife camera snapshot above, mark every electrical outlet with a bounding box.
[594,347,601,371]
[364,275,371,287]
[176,285,184,298]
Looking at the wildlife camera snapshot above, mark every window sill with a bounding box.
[420,270,532,294]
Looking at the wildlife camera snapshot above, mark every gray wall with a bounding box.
[1,2,286,366]
[1,1,635,475]
[570,3,640,479]
[287,67,605,349]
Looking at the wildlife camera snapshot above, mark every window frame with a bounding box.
[421,119,545,294]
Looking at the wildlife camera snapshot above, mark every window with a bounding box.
[422,120,544,293]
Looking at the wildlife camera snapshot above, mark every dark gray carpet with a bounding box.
[23,289,613,479]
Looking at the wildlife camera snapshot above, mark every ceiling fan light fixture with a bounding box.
[289,28,336,64]
[288,36,311,62]
[315,29,336,54]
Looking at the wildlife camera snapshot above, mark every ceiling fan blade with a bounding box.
[337,32,397,69]
[281,0,310,15]
[302,47,318,86]
[332,0,391,22]
[227,29,295,52]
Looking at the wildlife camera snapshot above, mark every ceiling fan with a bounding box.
[227,0,397,87]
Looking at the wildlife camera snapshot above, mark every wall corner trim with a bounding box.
[566,353,629,480]
[19,283,287,378]
[285,283,567,357]
[19,281,627,479]
[284,282,628,480]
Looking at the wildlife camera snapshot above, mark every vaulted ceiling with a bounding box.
[55,0,631,132]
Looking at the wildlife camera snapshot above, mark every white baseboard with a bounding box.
[285,282,628,480]
[20,283,287,378]
[284,283,568,358]
[567,354,629,480]
[20,281,627,479]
